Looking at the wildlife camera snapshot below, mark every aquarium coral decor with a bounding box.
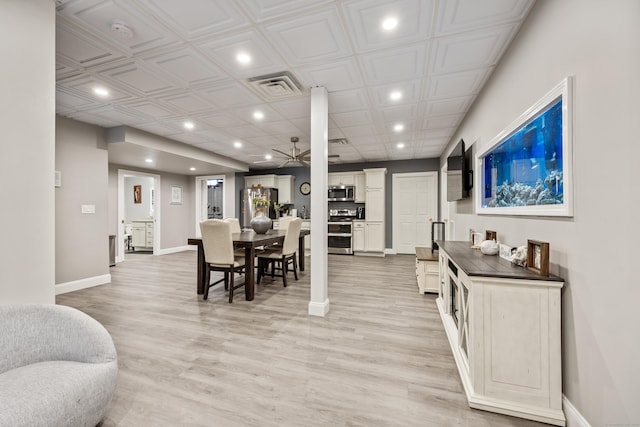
[476,77,573,217]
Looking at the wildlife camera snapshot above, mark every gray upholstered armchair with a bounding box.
[0,304,118,427]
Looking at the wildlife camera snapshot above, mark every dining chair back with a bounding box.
[199,219,245,302]
[223,217,242,234]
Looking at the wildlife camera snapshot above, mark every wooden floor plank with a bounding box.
[57,251,547,427]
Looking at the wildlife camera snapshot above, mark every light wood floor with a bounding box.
[57,251,546,427]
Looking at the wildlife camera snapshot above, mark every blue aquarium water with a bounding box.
[481,98,564,208]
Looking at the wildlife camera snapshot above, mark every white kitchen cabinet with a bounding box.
[328,172,355,186]
[276,175,295,204]
[352,221,365,251]
[364,222,384,252]
[364,168,385,189]
[353,220,384,255]
[364,188,384,221]
[131,220,153,250]
[354,172,366,202]
[436,241,565,426]
[415,247,439,294]
[244,174,277,188]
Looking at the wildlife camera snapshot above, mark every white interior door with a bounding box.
[392,172,438,254]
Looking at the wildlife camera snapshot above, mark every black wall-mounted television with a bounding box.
[447,139,472,201]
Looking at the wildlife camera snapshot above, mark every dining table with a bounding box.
[188,228,310,301]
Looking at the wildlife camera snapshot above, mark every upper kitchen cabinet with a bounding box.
[276,175,295,204]
[244,174,277,188]
[328,173,355,186]
[365,168,385,189]
[354,172,365,203]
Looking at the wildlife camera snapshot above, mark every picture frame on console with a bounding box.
[476,77,574,217]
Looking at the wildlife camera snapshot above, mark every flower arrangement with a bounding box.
[252,197,269,214]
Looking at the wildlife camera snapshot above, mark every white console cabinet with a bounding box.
[415,247,439,293]
[436,241,565,426]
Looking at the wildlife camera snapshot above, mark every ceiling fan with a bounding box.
[254,137,339,167]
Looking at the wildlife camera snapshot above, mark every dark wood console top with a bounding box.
[437,241,564,282]
[415,247,439,261]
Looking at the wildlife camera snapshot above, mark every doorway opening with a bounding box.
[195,175,232,237]
[117,169,161,263]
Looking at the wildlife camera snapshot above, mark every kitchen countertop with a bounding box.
[415,247,438,261]
[437,240,563,282]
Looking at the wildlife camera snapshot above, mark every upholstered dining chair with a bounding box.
[199,219,245,303]
[223,217,245,257]
[257,217,302,287]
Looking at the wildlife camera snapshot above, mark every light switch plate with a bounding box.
[81,204,95,214]
[54,171,62,188]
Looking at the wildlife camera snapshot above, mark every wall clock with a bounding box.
[300,182,311,195]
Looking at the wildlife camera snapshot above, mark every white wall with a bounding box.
[442,1,639,425]
[0,0,55,303]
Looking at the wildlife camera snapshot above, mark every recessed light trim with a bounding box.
[382,17,398,31]
[189,167,196,171]
[394,123,404,132]
[183,121,194,130]
[233,141,242,148]
[265,154,272,160]
[145,158,153,163]
[397,142,405,149]
[253,111,264,120]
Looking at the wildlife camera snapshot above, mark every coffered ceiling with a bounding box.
[55,0,535,173]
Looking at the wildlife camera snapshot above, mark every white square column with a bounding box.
[308,87,329,317]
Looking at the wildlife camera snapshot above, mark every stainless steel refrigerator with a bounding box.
[240,187,278,229]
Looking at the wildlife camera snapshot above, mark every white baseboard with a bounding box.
[308,299,330,317]
[55,274,111,295]
[157,245,194,255]
[563,395,591,427]
[385,248,397,255]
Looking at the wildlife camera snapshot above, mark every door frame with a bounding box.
[440,163,455,240]
[117,169,161,263]
[392,171,438,254]
[194,174,228,237]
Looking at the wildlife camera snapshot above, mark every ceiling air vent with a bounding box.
[329,138,349,145]
[247,71,304,100]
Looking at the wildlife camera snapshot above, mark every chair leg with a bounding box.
[228,269,234,303]
[292,255,298,280]
[257,259,263,284]
[204,264,211,300]
[281,256,287,287]
[224,272,229,290]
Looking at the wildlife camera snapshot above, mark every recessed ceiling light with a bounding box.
[237,53,251,64]
[145,158,153,163]
[189,167,196,171]
[184,121,194,130]
[382,17,398,31]
[389,91,402,101]
[265,154,272,160]
[253,111,264,120]
[233,141,242,148]
[397,142,405,149]
[394,123,404,132]
[93,87,109,97]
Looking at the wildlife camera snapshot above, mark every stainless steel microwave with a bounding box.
[328,185,355,201]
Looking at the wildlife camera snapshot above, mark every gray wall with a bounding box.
[0,0,56,303]
[243,158,440,244]
[441,1,639,424]
[55,117,109,285]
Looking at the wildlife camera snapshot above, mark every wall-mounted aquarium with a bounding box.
[476,77,573,217]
